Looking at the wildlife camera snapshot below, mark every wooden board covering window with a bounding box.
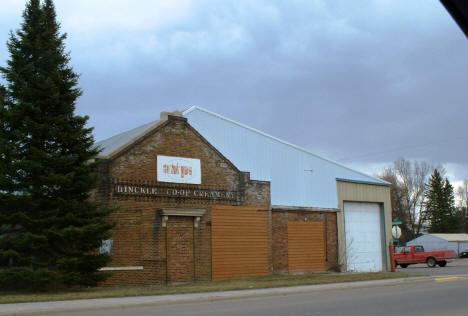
[288,221,326,272]
[211,205,269,281]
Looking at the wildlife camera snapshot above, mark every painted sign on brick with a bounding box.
[157,155,201,184]
[112,183,239,202]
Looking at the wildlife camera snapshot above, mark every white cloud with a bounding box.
[55,0,193,35]
[444,163,468,184]
[0,0,24,14]
[0,1,25,31]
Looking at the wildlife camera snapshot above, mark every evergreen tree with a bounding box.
[425,169,459,233]
[454,207,468,233]
[441,179,461,232]
[0,0,113,289]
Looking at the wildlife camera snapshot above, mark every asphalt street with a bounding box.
[4,260,468,316]
[396,257,468,276]
[58,277,468,316]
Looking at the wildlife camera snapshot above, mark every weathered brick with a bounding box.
[96,115,270,286]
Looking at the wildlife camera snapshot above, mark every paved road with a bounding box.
[62,277,468,316]
[396,257,468,276]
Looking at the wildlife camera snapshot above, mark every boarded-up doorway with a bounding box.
[167,216,194,282]
[288,221,326,272]
[211,205,269,280]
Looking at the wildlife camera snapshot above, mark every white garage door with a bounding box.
[344,202,383,272]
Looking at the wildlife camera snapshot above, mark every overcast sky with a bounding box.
[1,0,468,186]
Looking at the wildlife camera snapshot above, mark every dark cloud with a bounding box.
[1,0,468,181]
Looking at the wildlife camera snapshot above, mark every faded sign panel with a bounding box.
[99,239,113,256]
[157,155,201,184]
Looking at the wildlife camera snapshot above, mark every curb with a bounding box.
[2,275,468,315]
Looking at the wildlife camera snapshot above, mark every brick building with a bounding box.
[95,109,392,285]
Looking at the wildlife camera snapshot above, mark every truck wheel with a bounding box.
[438,261,447,267]
[427,257,436,268]
[400,264,408,268]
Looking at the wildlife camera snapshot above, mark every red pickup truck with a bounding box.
[395,245,457,268]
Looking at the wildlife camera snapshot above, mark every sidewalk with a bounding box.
[2,274,467,316]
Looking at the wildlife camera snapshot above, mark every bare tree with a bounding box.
[456,180,468,209]
[456,180,468,233]
[380,158,432,242]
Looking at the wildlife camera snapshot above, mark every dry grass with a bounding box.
[0,272,411,304]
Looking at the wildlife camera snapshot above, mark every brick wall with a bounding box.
[272,210,338,273]
[167,216,194,282]
[96,114,338,285]
[325,212,338,270]
[97,115,270,286]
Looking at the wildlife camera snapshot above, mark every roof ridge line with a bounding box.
[95,120,156,144]
[95,120,161,158]
[183,106,389,185]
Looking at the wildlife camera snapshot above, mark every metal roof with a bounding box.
[183,106,389,186]
[95,106,390,208]
[95,121,158,157]
[94,111,182,158]
[183,106,389,208]
[431,233,468,242]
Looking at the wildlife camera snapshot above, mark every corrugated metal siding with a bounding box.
[184,108,386,209]
[211,206,269,280]
[287,221,326,272]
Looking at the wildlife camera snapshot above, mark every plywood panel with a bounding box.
[211,206,269,280]
[288,221,326,272]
